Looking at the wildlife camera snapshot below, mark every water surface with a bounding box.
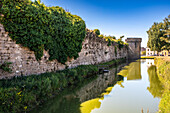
[30,59,161,113]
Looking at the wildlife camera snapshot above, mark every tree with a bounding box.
[147,22,165,52]
[161,15,170,50]
[147,15,170,51]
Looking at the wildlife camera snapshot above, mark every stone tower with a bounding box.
[125,38,142,60]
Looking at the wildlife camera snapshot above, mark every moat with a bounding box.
[30,59,161,113]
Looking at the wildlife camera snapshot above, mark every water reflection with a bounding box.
[29,64,126,113]
[146,59,155,67]
[118,60,142,80]
[147,65,164,98]
[90,59,160,113]
[29,60,161,113]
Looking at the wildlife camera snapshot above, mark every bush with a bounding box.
[0,0,86,64]
[0,62,12,73]
[94,29,100,36]
[141,51,146,55]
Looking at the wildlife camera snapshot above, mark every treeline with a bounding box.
[147,15,170,52]
[0,0,86,64]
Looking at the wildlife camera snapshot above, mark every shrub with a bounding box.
[0,62,12,73]
[94,29,100,36]
[0,0,86,64]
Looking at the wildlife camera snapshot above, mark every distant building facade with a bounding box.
[146,47,170,56]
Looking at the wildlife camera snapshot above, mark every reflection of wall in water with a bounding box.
[118,60,141,80]
[75,63,126,103]
[29,63,127,113]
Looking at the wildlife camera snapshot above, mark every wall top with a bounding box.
[125,38,142,42]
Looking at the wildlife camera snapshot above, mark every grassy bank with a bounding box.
[141,56,155,59]
[0,58,125,113]
[154,58,170,113]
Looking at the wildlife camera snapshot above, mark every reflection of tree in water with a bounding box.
[29,89,82,113]
[147,65,164,98]
[118,60,142,80]
[29,64,126,113]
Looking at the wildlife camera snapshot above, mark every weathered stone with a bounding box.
[0,24,128,79]
[125,38,142,60]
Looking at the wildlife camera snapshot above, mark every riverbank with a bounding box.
[141,56,155,59]
[155,57,170,113]
[0,58,126,113]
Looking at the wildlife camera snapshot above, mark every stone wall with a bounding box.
[125,38,142,60]
[0,24,127,79]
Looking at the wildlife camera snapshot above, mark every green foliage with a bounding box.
[141,51,146,55]
[104,35,116,40]
[154,58,170,113]
[0,0,86,64]
[0,64,98,113]
[116,36,125,50]
[104,35,126,49]
[107,39,112,46]
[147,65,164,98]
[147,15,170,51]
[94,29,100,36]
[115,46,117,57]
[0,62,12,73]
[99,58,125,67]
[141,56,155,59]
[147,22,165,52]
[117,40,124,49]
[98,34,104,38]
[159,90,170,113]
[0,58,126,113]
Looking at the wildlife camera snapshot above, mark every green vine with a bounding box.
[0,0,86,64]
[107,39,112,46]
[115,46,117,57]
[94,29,100,36]
[0,62,12,73]
[117,40,124,50]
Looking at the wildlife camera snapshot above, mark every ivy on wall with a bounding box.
[0,0,86,64]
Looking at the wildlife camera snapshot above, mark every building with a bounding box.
[160,50,170,56]
[146,47,170,56]
[146,48,158,56]
[125,38,142,60]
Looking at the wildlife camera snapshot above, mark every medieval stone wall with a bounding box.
[125,38,142,60]
[0,24,127,79]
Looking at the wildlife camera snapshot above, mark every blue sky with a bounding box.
[39,0,170,47]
